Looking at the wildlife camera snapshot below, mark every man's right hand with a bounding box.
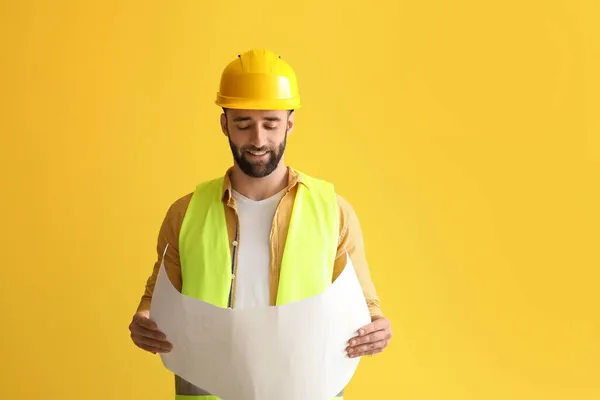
[129,310,173,354]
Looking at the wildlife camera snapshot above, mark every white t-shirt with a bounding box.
[231,188,286,309]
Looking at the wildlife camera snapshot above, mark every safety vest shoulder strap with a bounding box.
[276,170,339,305]
[179,176,231,306]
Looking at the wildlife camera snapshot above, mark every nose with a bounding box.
[246,125,269,148]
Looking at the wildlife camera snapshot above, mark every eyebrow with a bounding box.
[232,116,281,122]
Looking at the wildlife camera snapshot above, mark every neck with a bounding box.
[230,162,289,201]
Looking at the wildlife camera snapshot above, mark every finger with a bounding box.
[137,342,164,354]
[130,324,168,341]
[349,345,385,358]
[134,338,172,353]
[356,318,390,337]
[365,339,390,356]
[134,314,159,330]
[346,339,387,356]
[347,330,388,347]
[364,348,383,356]
[132,333,173,352]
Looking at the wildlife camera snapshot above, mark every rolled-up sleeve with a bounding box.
[136,194,191,312]
[333,194,383,318]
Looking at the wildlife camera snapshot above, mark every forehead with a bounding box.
[226,109,289,122]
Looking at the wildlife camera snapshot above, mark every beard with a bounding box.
[228,133,287,178]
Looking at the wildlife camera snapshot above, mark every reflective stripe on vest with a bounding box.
[176,171,342,400]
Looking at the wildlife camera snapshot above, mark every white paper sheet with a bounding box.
[149,250,371,400]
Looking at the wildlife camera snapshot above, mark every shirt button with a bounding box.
[232,273,236,279]
[232,240,238,246]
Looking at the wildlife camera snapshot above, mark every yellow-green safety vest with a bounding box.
[175,171,344,400]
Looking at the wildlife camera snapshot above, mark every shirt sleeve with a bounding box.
[333,194,384,318]
[136,194,191,313]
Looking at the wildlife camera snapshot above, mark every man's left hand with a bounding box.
[346,315,392,358]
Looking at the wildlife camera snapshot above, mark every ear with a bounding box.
[286,111,295,135]
[220,112,228,136]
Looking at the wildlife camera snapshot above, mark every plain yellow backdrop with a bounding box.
[1,0,599,399]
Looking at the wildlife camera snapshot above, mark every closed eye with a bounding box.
[236,124,278,131]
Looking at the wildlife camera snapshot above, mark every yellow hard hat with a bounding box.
[215,49,301,110]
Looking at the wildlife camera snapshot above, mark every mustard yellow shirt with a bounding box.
[137,166,383,317]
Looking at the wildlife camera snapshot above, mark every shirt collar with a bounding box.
[221,166,308,204]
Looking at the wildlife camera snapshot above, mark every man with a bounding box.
[129,49,392,399]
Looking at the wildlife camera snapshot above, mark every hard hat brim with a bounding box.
[215,94,301,111]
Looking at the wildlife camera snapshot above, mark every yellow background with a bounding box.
[1,0,599,399]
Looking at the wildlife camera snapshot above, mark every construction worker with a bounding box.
[129,49,393,399]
